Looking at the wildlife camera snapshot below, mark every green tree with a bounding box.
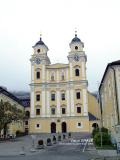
[0,100,24,137]
[94,132,111,146]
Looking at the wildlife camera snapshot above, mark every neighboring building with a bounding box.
[88,92,100,132]
[0,87,24,136]
[29,33,100,134]
[20,97,30,134]
[99,60,120,143]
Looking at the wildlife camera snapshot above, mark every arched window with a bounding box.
[51,91,55,101]
[61,74,64,80]
[75,69,79,76]
[25,111,30,118]
[51,73,55,81]
[61,72,65,81]
[36,71,40,79]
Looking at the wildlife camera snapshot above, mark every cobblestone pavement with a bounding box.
[0,144,96,160]
[1,134,118,160]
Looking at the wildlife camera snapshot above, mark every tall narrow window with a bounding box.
[76,92,80,99]
[62,108,66,114]
[78,122,81,127]
[77,107,81,113]
[62,75,64,80]
[75,69,79,76]
[36,94,40,101]
[36,71,40,79]
[51,73,55,81]
[51,93,55,101]
[61,93,65,100]
[51,108,55,115]
[36,108,40,115]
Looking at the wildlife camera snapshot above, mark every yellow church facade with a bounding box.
[29,34,100,134]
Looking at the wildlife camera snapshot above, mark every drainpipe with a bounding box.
[110,66,120,125]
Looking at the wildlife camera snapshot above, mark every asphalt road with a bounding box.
[0,144,94,160]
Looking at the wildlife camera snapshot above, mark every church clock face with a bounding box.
[35,58,41,64]
[74,54,80,61]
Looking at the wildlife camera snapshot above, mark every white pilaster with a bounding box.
[66,89,70,116]
[31,65,34,82]
[83,89,88,116]
[57,70,59,82]
[42,89,45,117]
[66,69,68,81]
[70,63,73,81]
[46,90,50,117]
[42,65,45,82]
[82,61,85,79]
[70,89,74,116]
[57,90,61,117]
[47,70,49,82]
[30,87,35,118]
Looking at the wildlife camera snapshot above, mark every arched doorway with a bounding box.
[51,122,56,133]
[92,123,99,129]
[62,122,67,133]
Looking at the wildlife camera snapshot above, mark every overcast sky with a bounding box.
[0,0,120,92]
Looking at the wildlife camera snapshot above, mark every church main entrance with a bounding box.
[61,122,67,133]
[51,122,56,133]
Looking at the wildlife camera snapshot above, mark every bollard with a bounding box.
[19,146,25,155]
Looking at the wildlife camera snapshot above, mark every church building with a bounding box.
[29,33,100,134]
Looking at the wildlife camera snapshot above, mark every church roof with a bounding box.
[99,60,120,91]
[47,63,69,69]
[0,87,24,107]
[33,37,48,49]
[71,34,81,43]
[88,112,99,121]
[35,37,45,46]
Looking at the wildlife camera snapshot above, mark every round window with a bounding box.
[37,49,40,53]
[75,46,78,50]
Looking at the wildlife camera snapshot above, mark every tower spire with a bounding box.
[40,32,42,41]
[75,28,77,37]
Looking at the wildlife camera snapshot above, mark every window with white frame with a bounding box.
[61,71,65,81]
[62,108,66,114]
[77,122,82,128]
[51,72,55,81]
[51,107,55,115]
[61,92,65,100]
[36,124,40,129]
[76,91,80,99]
[75,68,80,76]
[36,108,40,115]
[36,94,40,101]
[51,92,55,101]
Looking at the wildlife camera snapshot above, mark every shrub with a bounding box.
[101,127,108,133]
[92,127,108,138]
[94,132,111,146]
[92,127,99,138]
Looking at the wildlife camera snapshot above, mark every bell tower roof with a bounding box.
[33,35,48,49]
[35,37,45,46]
[71,33,81,43]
